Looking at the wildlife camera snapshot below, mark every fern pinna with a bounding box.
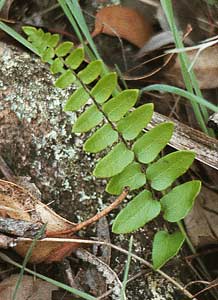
[23,26,201,269]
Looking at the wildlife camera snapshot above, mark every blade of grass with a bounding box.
[65,0,100,60]
[0,0,6,10]
[0,252,96,300]
[58,0,119,95]
[160,0,209,134]
[121,235,133,300]
[0,21,39,55]
[13,224,47,300]
[57,0,95,60]
[57,0,82,43]
[142,84,218,112]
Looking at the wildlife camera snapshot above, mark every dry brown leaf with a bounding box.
[185,186,218,248]
[0,180,76,232]
[166,45,218,89]
[0,274,58,300]
[92,5,153,48]
[0,180,79,263]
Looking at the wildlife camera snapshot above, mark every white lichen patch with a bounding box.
[146,276,175,300]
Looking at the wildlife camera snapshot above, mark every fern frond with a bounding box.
[23,26,201,269]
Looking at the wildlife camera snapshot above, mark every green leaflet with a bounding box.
[55,69,76,88]
[106,162,146,195]
[152,231,185,269]
[117,103,153,140]
[26,28,44,49]
[55,41,74,57]
[24,26,60,50]
[64,87,89,112]
[93,143,134,178]
[72,105,103,133]
[133,122,174,164]
[47,34,59,48]
[112,190,161,233]
[84,124,118,153]
[160,180,201,222]
[50,58,64,74]
[146,150,195,191]
[103,90,139,122]
[22,26,60,48]
[90,73,117,104]
[22,26,37,36]
[65,48,84,69]
[41,47,54,63]
[78,60,103,84]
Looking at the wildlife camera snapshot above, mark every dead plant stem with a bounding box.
[16,237,196,299]
[46,187,129,236]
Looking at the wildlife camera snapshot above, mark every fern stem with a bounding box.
[61,58,130,149]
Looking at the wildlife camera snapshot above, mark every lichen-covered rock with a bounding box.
[0,41,106,223]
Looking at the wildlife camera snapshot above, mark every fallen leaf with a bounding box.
[184,186,218,247]
[92,5,152,48]
[136,31,174,58]
[0,274,58,300]
[0,180,79,263]
[0,180,76,232]
[166,45,218,89]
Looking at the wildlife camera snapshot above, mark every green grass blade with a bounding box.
[13,225,46,300]
[142,84,218,112]
[160,0,209,133]
[65,0,100,60]
[0,252,96,300]
[121,236,133,300]
[0,0,6,10]
[57,0,82,41]
[0,22,39,55]
[57,0,95,60]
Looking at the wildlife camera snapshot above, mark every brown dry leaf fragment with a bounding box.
[166,45,218,89]
[92,5,153,48]
[15,239,80,263]
[0,180,79,263]
[0,180,76,232]
[0,274,58,300]
[184,186,218,248]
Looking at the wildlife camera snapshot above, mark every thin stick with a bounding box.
[192,279,218,299]
[15,237,196,299]
[47,187,129,236]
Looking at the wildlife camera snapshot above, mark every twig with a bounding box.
[47,187,129,236]
[16,237,196,299]
[192,278,218,299]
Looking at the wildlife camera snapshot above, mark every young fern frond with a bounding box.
[23,26,201,269]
